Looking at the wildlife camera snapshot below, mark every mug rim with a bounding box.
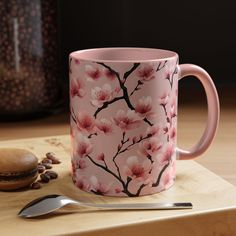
[70,47,178,63]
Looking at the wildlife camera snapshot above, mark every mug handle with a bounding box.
[177,64,220,160]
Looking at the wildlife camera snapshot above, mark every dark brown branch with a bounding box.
[134,183,147,196]
[94,96,124,118]
[152,162,170,187]
[156,60,167,72]
[170,66,178,89]
[160,104,168,117]
[123,63,140,82]
[70,108,77,124]
[87,154,137,197]
[96,62,153,126]
[130,80,143,96]
[88,133,97,139]
[117,134,151,156]
[86,155,122,183]
[96,62,122,83]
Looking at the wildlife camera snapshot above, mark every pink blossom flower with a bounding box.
[78,159,87,169]
[76,176,90,191]
[96,153,105,161]
[163,126,168,134]
[114,86,121,94]
[70,78,85,98]
[146,123,161,137]
[104,68,116,80]
[95,118,113,134]
[135,96,153,118]
[91,84,113,107]
[124,156,151,182]
[139,137,163,157]
[159,143,174,165]
[170,98,177,118]
[169,126,176,140]
[113,109,142,130]
[77,112,95,132]
[76,134,93,158]
[90,176,112,195]
[115,187,122,193]
[159,93,169,106]
[74,59,80,65]
[137,64,155,81]
[85,64,102,81]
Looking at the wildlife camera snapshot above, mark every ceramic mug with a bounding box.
[69,48,219,197]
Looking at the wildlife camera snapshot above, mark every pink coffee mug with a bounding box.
[69,48,219,197]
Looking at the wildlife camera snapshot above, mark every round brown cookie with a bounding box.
[0,148,38,191]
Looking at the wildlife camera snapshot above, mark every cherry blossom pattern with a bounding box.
[162,161,176,189]
[170,96,177,119]
[146,123,161,137]
[70,60,178,196]
[72,158,87,172]
[124,156,151,183]
[75,176,91,191]
[77,159,87,169]
[104,68,116,80]
[74,59,80,65]
[85,64,102,81]
[95,118,113,134]
[91,84,114,107]
[159,93,170,123]
[137,64,155,81]
[135,96,154,119]
[113,109,142,130]
[76,134,93,158]
[139,137,163,163]
[159,143,175,166]
[90,175,112,195]
[77,112,95,132]
[130,64,155,96]
[164,60,178,89]
[169,126,176,140]
[96,152,105,161]
[70,78,85,98]
[159,93,169,107]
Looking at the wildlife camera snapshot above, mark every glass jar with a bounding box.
[0,0,62,120]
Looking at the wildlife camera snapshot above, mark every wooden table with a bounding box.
[0,105,236,236]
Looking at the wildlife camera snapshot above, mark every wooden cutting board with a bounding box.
[0,135,236,236]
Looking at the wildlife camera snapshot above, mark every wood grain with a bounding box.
[0,135,236,235]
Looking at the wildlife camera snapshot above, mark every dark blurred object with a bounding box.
[0,0,63,120]
[59,0,235,107]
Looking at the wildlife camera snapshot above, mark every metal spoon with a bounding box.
[18,194,193,218]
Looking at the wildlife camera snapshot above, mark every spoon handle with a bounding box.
[80,202,193,210]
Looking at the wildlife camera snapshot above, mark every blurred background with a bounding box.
[0,0,235,121]
[59,0,235,107]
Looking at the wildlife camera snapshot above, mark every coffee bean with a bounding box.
[37,164,46,173]
[45,152,55,159]
[31,181,41,189]
[42,163,52,169]
[42,158,52,164]
[40,173,50,183]
[45,170,58,179]
[45,152,61,164]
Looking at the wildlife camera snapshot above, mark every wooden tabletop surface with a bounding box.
[0,104,235,187]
